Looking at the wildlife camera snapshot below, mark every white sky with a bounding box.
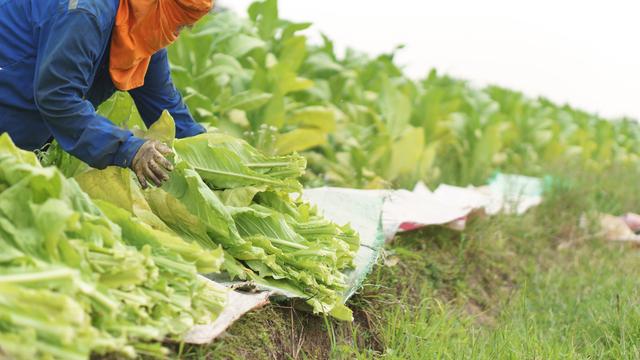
[218,0,640,120]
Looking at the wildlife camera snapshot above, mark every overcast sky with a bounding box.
[218,0,640,120]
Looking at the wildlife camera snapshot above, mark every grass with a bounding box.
[177,164,640,359]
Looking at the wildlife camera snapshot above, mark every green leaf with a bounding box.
[173,135,302,192]
[0,134,39,167]
[144,110,176,144]
[75,167,173,232]
[277,36,307,73]
[281,22,312,41]
[275,129,327,155]
[304,52,344,76]
[286,106,336,132]
[248,0,279,40]
[217,186,267,207]
[221,90,273,112]
[196,54,245,80]
[379,76,412,139]
[157,162,243,246]
[387,126,425,181]
[226,34,266,58]
[97,92,146,131]
[262,92,286,127]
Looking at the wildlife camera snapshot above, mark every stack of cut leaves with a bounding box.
[74,112,360,321]
[0,134,226,359]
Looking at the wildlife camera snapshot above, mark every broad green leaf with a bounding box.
[379,76,412,139]
[248,0,279,40]
[304,52,344,76]
[277,36,307,72]
[97,92,145,131]
[173,135,302,192]
[284,76,314,93]
[157,162,243,246]
[0,134,39,167]
[195,54,245,80]
[226,34,266,58]
[388,126,425,180]
[221,90,273,112]
[217,186,267,207]
[286,106,336,132]
[281,22,312,41]
[262,92,286,127]
[274,129,327,155]
[144,110,176,144]
[75,167,172,232]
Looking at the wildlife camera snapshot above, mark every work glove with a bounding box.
[131,140,174,189]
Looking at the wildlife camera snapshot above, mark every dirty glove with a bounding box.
[131,140,174,189]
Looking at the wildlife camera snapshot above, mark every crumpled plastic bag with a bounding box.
[596,213,640,243]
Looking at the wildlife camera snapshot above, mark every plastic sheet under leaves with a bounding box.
[182,277,270,344]
[300,173,545,245]
[195,173,543,339]
[383,174,545,240]
[244,174,543,304]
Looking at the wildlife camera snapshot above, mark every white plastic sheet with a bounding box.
[183,281,270,344]
[595,214,640,244]
[382,174,544,240]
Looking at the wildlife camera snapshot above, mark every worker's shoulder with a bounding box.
[67,0,118,29]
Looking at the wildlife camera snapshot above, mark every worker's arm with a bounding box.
[34,9,144,169]
[129,49,206,138]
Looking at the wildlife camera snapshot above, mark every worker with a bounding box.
[0,0,213,188]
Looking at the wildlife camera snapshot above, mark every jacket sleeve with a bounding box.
[129,49,206,138]
[34,9,145,169]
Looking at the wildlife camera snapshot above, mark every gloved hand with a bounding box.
[131,140,174,189]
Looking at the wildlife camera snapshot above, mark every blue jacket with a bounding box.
[0,0,205,169]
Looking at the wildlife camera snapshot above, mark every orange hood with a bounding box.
[110,0,213,91]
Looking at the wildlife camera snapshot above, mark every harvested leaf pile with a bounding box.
[0,135,227,359]
[0,110,359,359]
[0,108,359,359]
[75,113,360,322]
